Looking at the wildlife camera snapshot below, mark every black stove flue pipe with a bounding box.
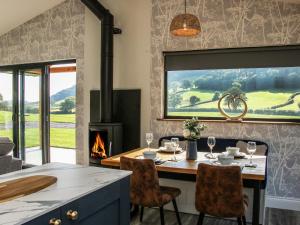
[81,0,121,123]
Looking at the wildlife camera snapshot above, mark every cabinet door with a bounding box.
[78,200,120,225]
[60,181,120,225]
[23,209,61,225]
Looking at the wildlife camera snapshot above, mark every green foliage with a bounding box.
[298,102,300,109]
[0,101,9,111]
[181,80,192,89]
[212,91,221,101]
[190,96,200,105]
[25,106,39,114]
[168,93,182,108]
[223,82,247,110]
[59,97,75,113]
[183,117,206,140]
[0,93,3,101]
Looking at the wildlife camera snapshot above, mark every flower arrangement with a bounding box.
[183,117,206,140]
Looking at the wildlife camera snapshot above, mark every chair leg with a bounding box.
[197,212,205,225]
[242,215,246,225]
[159,206,165,225]
[140,206,144,222]
[172,199,182,225]
[237,217,243,225]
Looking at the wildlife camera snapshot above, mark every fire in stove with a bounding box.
[91,133,107,159]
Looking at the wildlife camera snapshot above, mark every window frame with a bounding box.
[163,45,300,123]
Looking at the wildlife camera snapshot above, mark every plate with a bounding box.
[135,155,161,162]
[212,161,241,167]
[158,147,183,154]
[222,151,246,159]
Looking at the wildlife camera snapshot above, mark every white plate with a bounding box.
[159,147,182,152]
[222,151,246,158]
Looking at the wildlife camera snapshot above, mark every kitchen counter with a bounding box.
[0,163,131,225]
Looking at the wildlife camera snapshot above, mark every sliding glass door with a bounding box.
[0,60,76,165]
[19,68,43,165]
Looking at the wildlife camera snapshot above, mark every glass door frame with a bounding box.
[0,59,75,164]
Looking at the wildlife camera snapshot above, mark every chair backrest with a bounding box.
[195,163,245,218]
[120,156,162,207]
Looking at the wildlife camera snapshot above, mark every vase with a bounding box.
[186,140,198,160]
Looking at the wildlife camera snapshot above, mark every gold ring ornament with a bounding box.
[218,94,248,121]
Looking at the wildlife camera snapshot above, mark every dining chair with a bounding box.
[120,156,182,225]
[195,163,248,225]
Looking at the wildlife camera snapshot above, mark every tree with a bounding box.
[0,93,3,101]
[212,92,221,101]
[168,94,182,108]
[59,97,75,113]
[190,96,200,105]
[223,81,247,110]
[181,80,192,89]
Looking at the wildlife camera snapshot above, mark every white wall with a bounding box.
[83,8,101,165]
[83,0,152,164]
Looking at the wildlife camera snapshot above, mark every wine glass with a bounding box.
[247,141,256,167]
[207,136,216,159]
[145,132,153,151]
[171,138,179,161]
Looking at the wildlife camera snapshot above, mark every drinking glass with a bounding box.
[171,138,179,161]
[207,136,216,159]
[247,141,256,167]
[145,132,153,151]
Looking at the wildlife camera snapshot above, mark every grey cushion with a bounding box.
[0,137,10,143]
[0,138,15,156]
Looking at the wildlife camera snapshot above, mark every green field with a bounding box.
[0,111,75,124]
[0,111,75,149]
[170,90,300,119]
[0,128,75,149]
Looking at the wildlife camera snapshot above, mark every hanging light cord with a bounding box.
[184,0,187,14]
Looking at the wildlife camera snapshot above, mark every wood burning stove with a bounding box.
[89,122,122,165]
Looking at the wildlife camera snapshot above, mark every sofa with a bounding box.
[0,137,22,175]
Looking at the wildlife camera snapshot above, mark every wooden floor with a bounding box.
[131,208,244,225]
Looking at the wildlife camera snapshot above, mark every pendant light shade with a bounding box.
[170,0,201,37]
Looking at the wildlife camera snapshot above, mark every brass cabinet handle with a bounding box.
[66,210,79,220]
[49,218,62,225]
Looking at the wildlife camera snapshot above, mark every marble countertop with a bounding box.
[0,163,131,225]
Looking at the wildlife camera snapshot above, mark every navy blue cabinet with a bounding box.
[23,177,130,225]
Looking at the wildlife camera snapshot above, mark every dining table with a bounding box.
[101,148,267,225]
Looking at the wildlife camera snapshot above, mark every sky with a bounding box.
[0,72,76,102]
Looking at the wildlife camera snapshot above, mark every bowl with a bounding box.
[164,142,173,151]
[143,151,157,160]
[217,153,234,165]
[226,147,240,156]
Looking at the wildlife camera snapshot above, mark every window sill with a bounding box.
[156,118,300,125]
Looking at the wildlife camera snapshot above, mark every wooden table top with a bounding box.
[101,148,266,181]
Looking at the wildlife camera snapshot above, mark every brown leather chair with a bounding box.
[120,156,182,225]
[195,163,248,225]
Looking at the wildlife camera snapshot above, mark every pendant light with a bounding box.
[170,0,201,37]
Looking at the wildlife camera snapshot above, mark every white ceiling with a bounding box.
[0,0,65,36]
[0,0,299,37]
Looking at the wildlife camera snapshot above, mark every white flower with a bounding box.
[183,129,191,138]
[190,131,196,137]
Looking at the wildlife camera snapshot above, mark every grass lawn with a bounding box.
[0,128,75,149]
[171,90,300,119]
[0,111,75,124]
